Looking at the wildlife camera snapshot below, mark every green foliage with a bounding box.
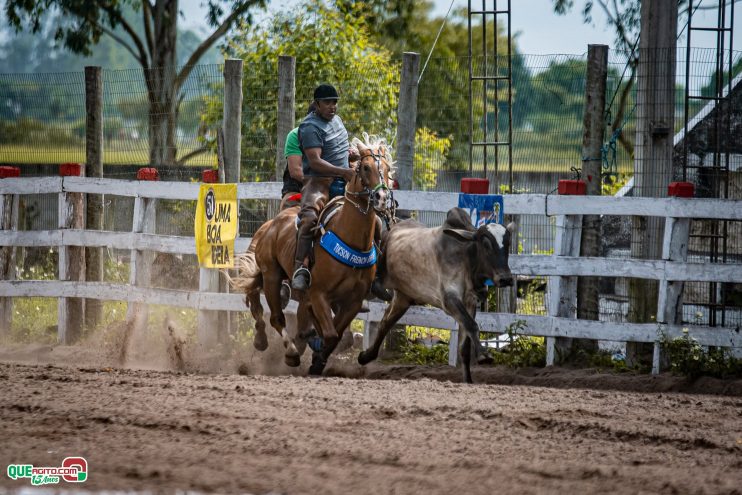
[333,0,421,51]
[18,248,57,281]
[529,58,588,128]
[660,330,742,379]
[413,127,451,190]
[399,339,449,365]
[491,320,547,368]
[394,326,450,365]
[601,172,631,196]
[517,278,547,316]
[9,298,59,343]
[213,0,400,180]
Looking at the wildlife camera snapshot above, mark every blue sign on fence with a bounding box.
[458,193,504,227]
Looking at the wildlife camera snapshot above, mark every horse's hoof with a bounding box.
[253,334,268,352]
[284,354,301,368]
[309,351,325,375]
[357,350,374,366]
[477,352,494,365]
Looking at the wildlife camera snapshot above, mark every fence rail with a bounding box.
[2,177,742,372]
[4,177,742,218]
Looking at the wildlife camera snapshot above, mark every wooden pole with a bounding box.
[546,211,583,365]
[221,60,244,338]
[628,0,678,366]
[374,52,420,360]
[395,52,420,191]
[0,189,19,338]
[123,171,158,362]
[58,169,85,344]
[576,44,608,349]
[655,189,693,373]
[198,131,225,347]
[223,59,243,184]
[85,66,104,332]
[276,56,296,182]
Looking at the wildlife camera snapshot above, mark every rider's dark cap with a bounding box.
[313,84,340,101]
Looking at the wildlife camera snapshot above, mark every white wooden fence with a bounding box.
[1,176,741,374]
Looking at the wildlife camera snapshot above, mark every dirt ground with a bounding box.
[1,325,741,495]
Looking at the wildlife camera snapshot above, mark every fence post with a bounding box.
[654,182,694,374]
[224,59,243,184]
[577,45,607,344]
[222,59,243,337]
[395,52,420,191]
[629,0,678,338]
[546,181,585,365]
[58,164,86,344]
[85,66,104,332]
[367,52,420,360]
[198,167,222,347]
[124,168,159,358]
[276,56,296,182]
[0,167,21,338]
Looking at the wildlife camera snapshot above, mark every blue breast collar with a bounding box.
[319,230,377,268]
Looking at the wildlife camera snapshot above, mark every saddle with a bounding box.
[295,180,381,269]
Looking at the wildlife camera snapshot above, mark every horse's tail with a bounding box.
[223,230,263,297]
[227,251,261,290]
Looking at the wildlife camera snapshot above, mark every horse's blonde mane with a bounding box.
[351,132,397,179]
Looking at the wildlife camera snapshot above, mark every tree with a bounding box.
[360,6,531,174]
[212,0,400,180]
[4,0,266,166]
[334,0,423,54]
[552,0,643,163]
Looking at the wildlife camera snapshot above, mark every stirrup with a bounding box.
[291,266,312,291]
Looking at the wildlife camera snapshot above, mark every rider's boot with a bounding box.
[291,231,314,291]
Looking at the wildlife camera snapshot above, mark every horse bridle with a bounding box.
[344,148,393,217]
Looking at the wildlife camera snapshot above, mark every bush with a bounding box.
[0,118,81,146]
[491,320,547,368]
[399,339,449,365]
[660,329,742,379]
[0,118,44,143]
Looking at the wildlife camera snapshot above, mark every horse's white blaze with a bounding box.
[486,223,506,249]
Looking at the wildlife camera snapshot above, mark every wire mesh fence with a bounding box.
[2,47,741,331]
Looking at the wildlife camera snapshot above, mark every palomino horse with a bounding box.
[235,136,395,374]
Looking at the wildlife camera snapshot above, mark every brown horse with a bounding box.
[234,137,395,374]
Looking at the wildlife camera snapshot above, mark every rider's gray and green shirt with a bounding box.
[298,112,350,177]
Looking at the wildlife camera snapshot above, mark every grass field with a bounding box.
[0,144,217,167]
[1,138,634,178]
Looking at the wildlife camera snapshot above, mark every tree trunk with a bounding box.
[147,0,179,167]
[628,0,678,367]
[575,44,608,353]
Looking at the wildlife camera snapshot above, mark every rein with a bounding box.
[343,149,390,216]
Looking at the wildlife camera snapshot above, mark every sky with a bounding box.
[179,0,741,56]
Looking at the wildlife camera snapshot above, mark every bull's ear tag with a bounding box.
[485,279,494,286]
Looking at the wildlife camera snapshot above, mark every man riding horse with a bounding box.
[292,83,390,301]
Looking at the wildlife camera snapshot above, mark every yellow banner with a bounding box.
[195,184,237,268]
